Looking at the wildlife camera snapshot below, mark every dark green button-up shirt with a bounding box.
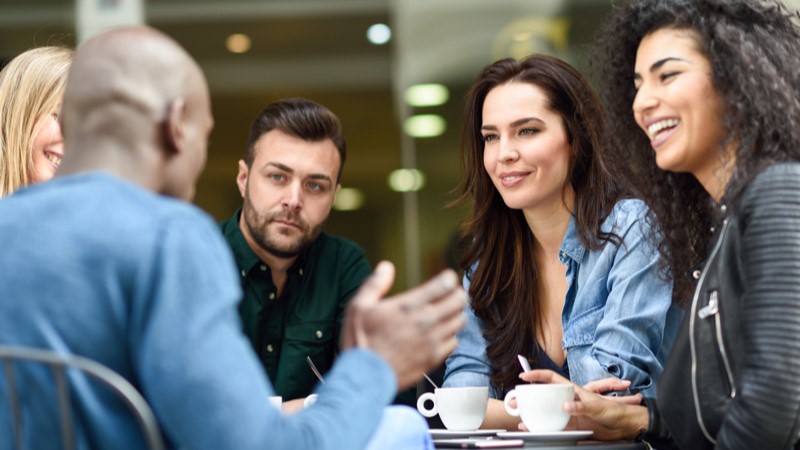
[220,209,372,400]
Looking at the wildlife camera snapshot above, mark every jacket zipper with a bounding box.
[689,219,729,444]
[697,290,737,398]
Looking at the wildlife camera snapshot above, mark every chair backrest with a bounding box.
[0,345,165,450]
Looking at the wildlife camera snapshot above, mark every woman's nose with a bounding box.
[632,83,658,117]
[497,137,519,163]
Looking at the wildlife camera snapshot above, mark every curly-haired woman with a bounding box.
[525,0,800,448]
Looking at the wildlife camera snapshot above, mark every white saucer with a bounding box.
[429,429,504,439]
[496,430,593,445]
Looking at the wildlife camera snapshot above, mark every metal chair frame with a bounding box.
[0,345,165,450]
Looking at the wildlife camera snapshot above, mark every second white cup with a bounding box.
[503,384,573,432]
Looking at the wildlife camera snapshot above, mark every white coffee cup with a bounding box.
[503,384,574,432]
[268,396,282,409]
[416,386,488,431]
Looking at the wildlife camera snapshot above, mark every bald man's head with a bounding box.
[60,26,213,200]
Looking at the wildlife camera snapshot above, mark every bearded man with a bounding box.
[220,98,372,408]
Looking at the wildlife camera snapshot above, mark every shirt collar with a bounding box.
[558,214,585,264]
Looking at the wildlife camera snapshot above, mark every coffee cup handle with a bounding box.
[503,389,520,417]
[416,392,438,418]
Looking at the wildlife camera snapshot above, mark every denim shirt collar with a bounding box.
[559,214,585,265]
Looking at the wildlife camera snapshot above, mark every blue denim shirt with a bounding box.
[443,199,683,398]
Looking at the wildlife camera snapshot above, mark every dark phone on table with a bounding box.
[434,438,524,448]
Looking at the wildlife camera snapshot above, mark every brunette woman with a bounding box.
[443,54,682,430]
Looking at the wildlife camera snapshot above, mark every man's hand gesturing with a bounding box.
[341,261,467,390]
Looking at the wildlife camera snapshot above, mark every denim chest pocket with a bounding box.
[561,304,604,349]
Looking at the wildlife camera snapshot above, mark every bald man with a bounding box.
[0,27,465,449]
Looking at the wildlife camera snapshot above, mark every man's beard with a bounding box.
[241,193,324,259]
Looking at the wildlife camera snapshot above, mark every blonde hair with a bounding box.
[0,46,73,198]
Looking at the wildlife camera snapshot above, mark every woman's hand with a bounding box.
[518,369,649,441]
[582,376,643,405]
[582,376,630,394]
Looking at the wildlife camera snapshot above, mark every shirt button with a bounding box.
[299,268,304,276]
[692,269,702,280]
[710,226,716,233]
[268,292,276,300]
[240,270,246,277]
[260,264,267,271]
[720,204,727,213]
[315,330,323,339]
[266,344,274,353]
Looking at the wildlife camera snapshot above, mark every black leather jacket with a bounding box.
[644,163,800,449]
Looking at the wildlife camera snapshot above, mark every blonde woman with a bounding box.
[0,46,73,198]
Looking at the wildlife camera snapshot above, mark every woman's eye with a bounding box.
[481,134,498,142]
[519,127,540,136]
[659,71,678,82]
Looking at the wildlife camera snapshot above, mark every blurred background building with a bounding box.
[0,0,622,291]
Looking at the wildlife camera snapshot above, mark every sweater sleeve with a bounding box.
[715,164,800,449]
[134,214,397,450]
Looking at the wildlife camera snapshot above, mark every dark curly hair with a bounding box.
[593,0,800,302]
[453,55,626,392]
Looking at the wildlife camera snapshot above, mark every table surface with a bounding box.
[433,440,646,449]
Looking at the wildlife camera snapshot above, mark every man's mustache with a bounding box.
[267,212,308,231]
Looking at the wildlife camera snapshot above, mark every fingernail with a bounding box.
[563,402,574,413]
[438,271,457,289]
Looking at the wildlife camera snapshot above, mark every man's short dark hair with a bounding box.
[244,98,347,182]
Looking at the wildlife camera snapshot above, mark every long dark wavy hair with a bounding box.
[453,55,627,392]
[593,0,800,302]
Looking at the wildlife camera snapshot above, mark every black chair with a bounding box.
[0,345,165,450]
